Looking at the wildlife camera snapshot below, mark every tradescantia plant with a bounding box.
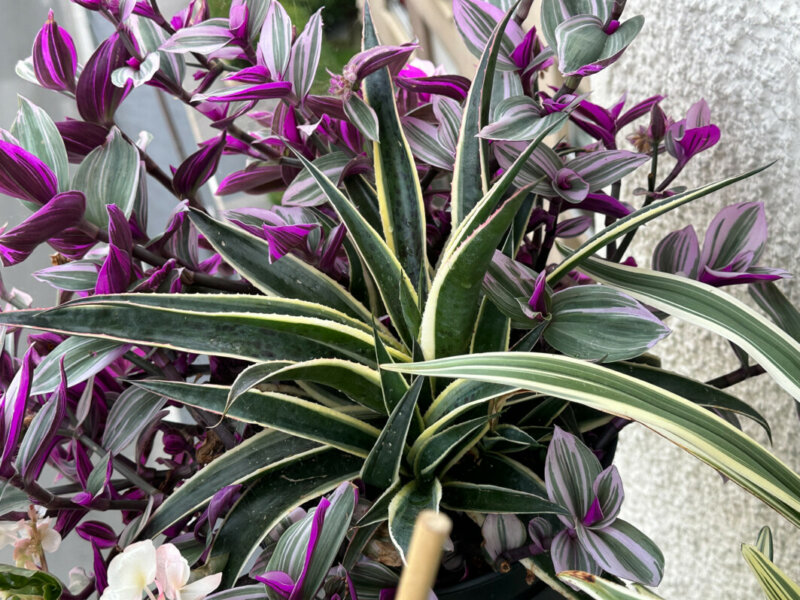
[0,0,799,598]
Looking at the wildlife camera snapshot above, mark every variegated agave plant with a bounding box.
[0,0,799,599]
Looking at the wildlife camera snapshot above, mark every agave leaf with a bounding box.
[578,256,800,402]
[189,209,376,325]
[558,572,666,600]
[451,1,520,227]
[139,432,319,538]
[410,416,490,478]
[421,187,528,360]
[361,2,429,296]
[212,448,362,587]
[750,282,800,341]
[547,163,772,284]
[424,379,514,426]
[741,544,800,600]
[361,377,425,489]
[385,352,800,527]
[440,481,569,515]
[133,380,379,457]
[388,478,442,560]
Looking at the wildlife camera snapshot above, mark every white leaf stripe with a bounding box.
[403,117,454,170]
[577,521,663,586]
[12,97,70,193]
[288,8,322,98]
[344,94,380,141]
[383,353,800,527]
[741,544,800,600]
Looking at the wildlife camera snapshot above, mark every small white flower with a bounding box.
[0,521,21,550]
[35,517,61,553]
[68,567,92,594]
[156,544,222,600]
[101,540,158,600]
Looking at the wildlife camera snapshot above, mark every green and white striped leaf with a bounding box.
[139,432,319,538]
[0,294,406,366]
[607,362,771,440]
[558,572,666,600]
[384,352,800,527]
[451,2,519,226]
[73,127,140,226]
[421,188,527,359]
[555,15,643,76]
[440,481,570,516]
[547,163,771,283]
[282,152,350,207]
[756,525,774,560]
[577,519,664,586]
[133,380,379,457]
[361,377,424,489]
[130,14,185,86]
[11,96,69,193]
[287,8,323,99]
[453,0,520,71]
[424,379,514,425]
[539,0,613,50]
[160,18,233,54]
[362,2,428,296]
[388,478,442,560]
[291,153,420,348]
[741,544,800,600]
[403,117,455,171]
[344,93,380,141]
[544,286,670,362]
[102,387,166,455]
[479,96,566,142]
[578,257,800,402]
[213,448,361,587]
[34,260,101,292]
[189,210,375,324]
[410,416,489,478]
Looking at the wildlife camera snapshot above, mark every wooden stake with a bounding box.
[395,510,453,600]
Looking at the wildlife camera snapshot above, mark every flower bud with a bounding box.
[32,10,78,92]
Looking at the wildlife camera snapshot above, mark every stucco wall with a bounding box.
[591,1,800,597]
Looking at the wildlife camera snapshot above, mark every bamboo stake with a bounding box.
[395,510,453,600]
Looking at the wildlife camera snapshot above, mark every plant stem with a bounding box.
[705,364,765,389]
[613,148,659,261]
[535,198,561,272]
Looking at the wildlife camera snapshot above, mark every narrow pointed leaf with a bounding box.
[440,481,570,515]
[558,572,666,600]
[11,97,69,192]
[411,416,489,478]
[388,478,442,560]
[741,544,800,600]
[102,387,166,455]
[344,93,379,142]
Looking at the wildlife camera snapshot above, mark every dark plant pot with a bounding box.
[435,564,562,600]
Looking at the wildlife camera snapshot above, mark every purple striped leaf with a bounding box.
[588,465,623,528]
[0,191,86,266]
[11,97,70,193]
[0,140,58,206]
[160,19,234,54]
[556,214,592,238]
[652,225,700,279]
[482,250,545,327]
[225,65,271,83]
[432,96,462,154]
[0,348,34,477]
[700,201,767,273]
[482,514,527,562]
[576,520,664,585]
[545,426,602,527]
[665,99,720,166]
[76,33,133,126]
[76,521,118,549]
[172,133,227,198]
[347,43,417,82]
[571,192,631,218]
[394,74,470,101]
[552,168,590,203]
[32,10,77,92]
[554,14,643,77]
[34,260,101,292]
[198,81,293,103]
[493,142,561,193]
[567,149,648,191]
[478,96,540,141]
[540,0,614,51]
[287,8,323,99]
[402,117,455,170]
[56,120,109,164]
[95,244,132,294]
[283,152,350,207]
[257,0,293,78]
[216,164,283,195]
[15,359,68,484]
[453,0,524,71]
[545,285,670,362]
[551,528,601,577]
[344,94,379,142]
[700,266,790,287]
[262,223,317,263]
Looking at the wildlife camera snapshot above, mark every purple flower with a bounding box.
[664,99,720,168]
[545,427,663,585]
[0,140,58,205]
[32,10,78,92]
[76,33,133,126]
[172,133,227,198]
[0,191,86,266]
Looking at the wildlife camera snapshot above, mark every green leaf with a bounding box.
[388,478,442,560]
[0,485,30,515]
[139,432,320,538]
[741,544,800,600]
[578,256,800,402]
[557,572,666,600]
[361,377,424,488]
[102,387,167,455]
[384,352,800,527]
[410,416,489,478]
[544,286,670,362]
[0,565,63,600]
[750,282,800,341]
[283,152,350,207]
[344,93,380,141]
[547,163,772,284]
[451,1,519,226]
[424,378,514,426]
[73,127,140,226]
[34,260,100,292]
[189,210,375,324]
[86,452,111,497]
[362,2,428,296]
[213,448,361,587]
[11,96,69,193]
[227,359,384,416]
[756,525,774,561]
[440,481,569,516]
[555,15,644,76]
[471,297,511,353]
[133,380,379,457]
[290,153,420,348]
[374,326,410,414]
[607,362,771,441]
[0,295,406,367]
[421,188,528,359]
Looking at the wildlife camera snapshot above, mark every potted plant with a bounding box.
[0,0,799,598]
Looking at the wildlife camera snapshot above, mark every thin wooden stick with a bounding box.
[395,511,453,600]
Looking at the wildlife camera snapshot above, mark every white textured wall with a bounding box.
[592,1,800,597]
